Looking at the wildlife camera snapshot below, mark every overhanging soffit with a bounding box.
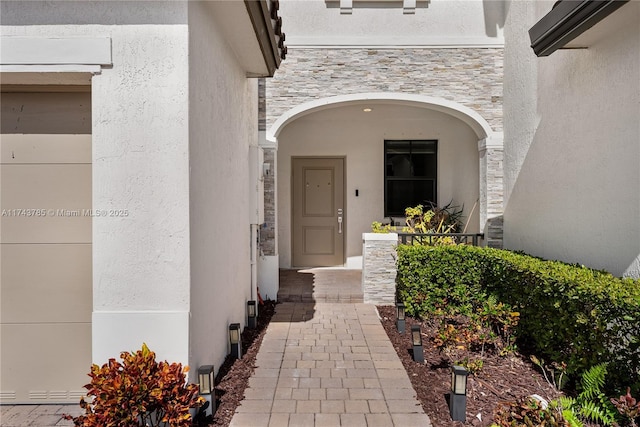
[529,0,629,57]
[245,0,287,77]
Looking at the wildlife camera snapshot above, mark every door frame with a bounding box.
[290,156,346,268]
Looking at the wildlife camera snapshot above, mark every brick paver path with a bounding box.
[229,302,432,427]
[1,271,432,427]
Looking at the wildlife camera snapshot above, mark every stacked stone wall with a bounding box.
[265,47,503,131]
[362,234,398,304]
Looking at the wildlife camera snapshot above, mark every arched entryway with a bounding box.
[257,93,503,291]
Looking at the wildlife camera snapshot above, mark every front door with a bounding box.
[292,157,345,267]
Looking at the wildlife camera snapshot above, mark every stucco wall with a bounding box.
[279,0,505,46]
[277,104,480,268]
[503,1,640,277]
[1,1,192,365]
[187,1,256,372]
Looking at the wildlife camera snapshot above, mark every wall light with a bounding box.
[247,300,257,329]
[450,365,468,421]
[197,365,215,417]
[229,323,242,359]
[411,324,424,363]
[396,302,405,334]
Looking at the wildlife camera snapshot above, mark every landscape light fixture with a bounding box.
[197,365,215,417]
[449,365,468,422]
[229,323,242,359]
[411,324,424,363]
[247,300,257,329]
[396,302,406,334]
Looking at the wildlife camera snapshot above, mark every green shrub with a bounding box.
[395,245,640,392]
[396,245,486,316]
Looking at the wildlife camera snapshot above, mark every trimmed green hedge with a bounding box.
[396,245,640,391]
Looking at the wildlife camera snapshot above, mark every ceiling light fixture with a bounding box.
[363,108,372,112]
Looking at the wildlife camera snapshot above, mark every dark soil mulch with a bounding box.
[198,301,560,427]
[377,305,561,426]
[197,300,277,427]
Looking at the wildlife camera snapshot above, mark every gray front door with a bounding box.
[292,157,345,267]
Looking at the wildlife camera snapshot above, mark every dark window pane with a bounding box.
[385,141,411,153]
[386,179,435,216]
[411,153,437,177]
[386,153,412,177]
[410,141,437,154]
[384,140,437,216]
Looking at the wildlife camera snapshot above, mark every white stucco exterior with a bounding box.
[503,0,640,277]
[1,1,283,399]
[1,0,192,366]
[187,0,257,372]
[280,0,505,47]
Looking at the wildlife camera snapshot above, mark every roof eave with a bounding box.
[528,0,629,57]
[245,0,285,78]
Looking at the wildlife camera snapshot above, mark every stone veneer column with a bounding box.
[479,136,504,248]
[261,147,276,256]
[362,233,398,304]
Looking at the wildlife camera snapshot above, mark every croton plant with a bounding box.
[65,343,204,427]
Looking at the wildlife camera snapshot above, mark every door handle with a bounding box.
[338,216,343,234]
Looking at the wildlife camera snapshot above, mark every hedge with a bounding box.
[396,245,640,392]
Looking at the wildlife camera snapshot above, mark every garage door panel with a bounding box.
[1,164,91,243]
[0,323,90,403]
[1,244,92,324]
[1,134,91,164]
[0,92,91,135]
[1,89,92,404]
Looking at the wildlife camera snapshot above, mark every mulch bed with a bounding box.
[200,300,277,427]
[200,301,561,427]
[377,305,561,426]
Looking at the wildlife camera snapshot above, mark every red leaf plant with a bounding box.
[65,343,204,427]
[611,387,640,427]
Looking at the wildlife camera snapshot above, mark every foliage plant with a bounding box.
[402,201,463,233]
[395,244,640,392]
[64,343,203,427]
[492,396,569,427]
[371,221,392,233]
[371,202,464,243]
[551,364,617,426]
[611,387,640,427]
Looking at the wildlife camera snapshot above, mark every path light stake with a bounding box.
[396,302,405,334]
[197,365,215,417]
[247,300,257,329]
[449,365,468,422]
[411,324,424,363]
[229,323,242,359]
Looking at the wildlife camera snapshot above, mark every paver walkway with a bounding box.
[229,302,432,427]
[1,270,432,427]
[278,268,363,303]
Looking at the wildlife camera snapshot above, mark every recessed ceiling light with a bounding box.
[363,108,372,112]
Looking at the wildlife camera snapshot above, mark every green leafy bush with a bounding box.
[396,244,485,316]
[64,343,203,427]
[395,245,640,392]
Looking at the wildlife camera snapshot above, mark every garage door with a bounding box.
[1,89,92,403]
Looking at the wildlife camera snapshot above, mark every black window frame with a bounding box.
[384,139,438,217]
